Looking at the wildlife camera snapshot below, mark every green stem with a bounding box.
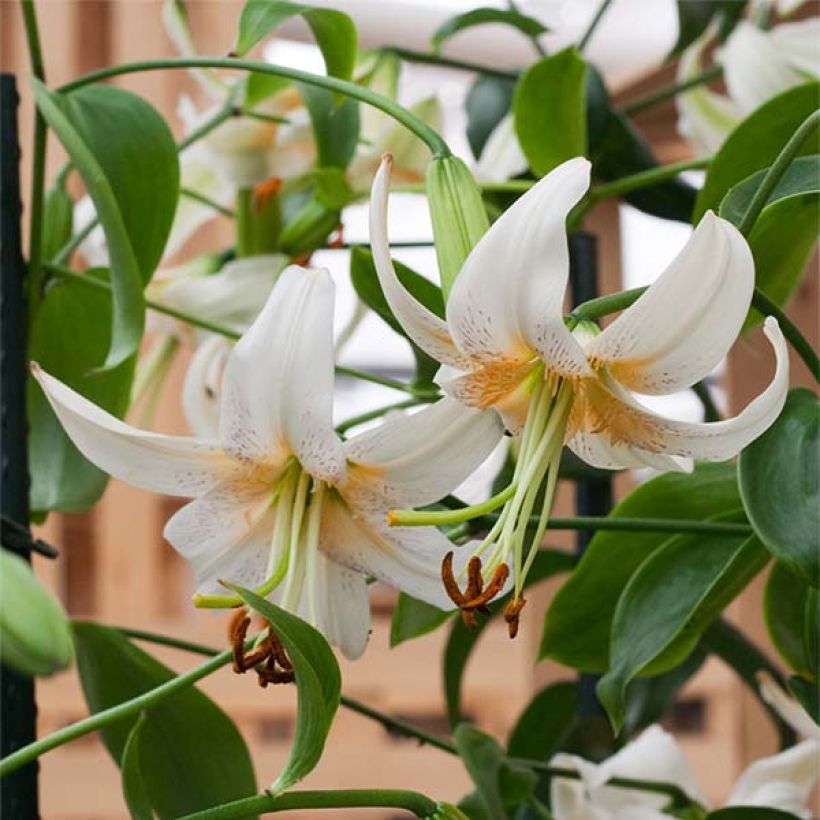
[335,365,438,398]
[578,0,614,51]
[21,0,48,314]
[384,46,519,81]
[738,109,820,237]
[179,789,438,820]
[389,483,518,527]
[478,515,753,537]
[58,57,451,158]
[0,648,234,777]
[180,187,235,218]
[335,398,422,435]
[52,219,96,266]
[620,65,723,117]
[177,102,235,151]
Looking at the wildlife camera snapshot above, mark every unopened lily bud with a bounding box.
[0,550,73,677]
[425,155,489,300]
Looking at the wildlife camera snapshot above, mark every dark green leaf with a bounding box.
[507,681,578,760]
[234,1,357,82]
[707,809,800,819]
[243,72,291,111]
[695,82,820,221]
[390,594,451,647]
[446,549,574,727]
[739,389,820,587]
[34,82,179,368]
[278,195,340,256]
[764,562,817,678]
[513,48,587,177]
[349,246,443,386]
[42,180,73,262]
[298,85,360,168]
[541,463,742,672]
[788,675,819,726]
[228,585,341,793]
[120,716,154,820]
[466,75,516,161]
[432,8,547,51]
[72,623,256,817]
[28,276,136,514]
[670,1,720,55]
[715,1,751,42]
[597,531,769,732]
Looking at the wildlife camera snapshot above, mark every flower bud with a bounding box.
[1,550,73,677]
[425,156,489,300]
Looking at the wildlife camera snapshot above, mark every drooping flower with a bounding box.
[370,154,789,635]
[33,266,502,659]
[677,17,820,155]
[549,724,819,819]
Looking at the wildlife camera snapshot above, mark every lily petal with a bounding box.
[31,364,237,497]
[447,157,593,378]
[314,555,371,660]
[369,156,468,369]
[586,212,754,395]
[219,266,347,483]
[770,19,820,78]
[570,318,788,463]
[474,114,529,184]
[343,397,503,507]
[182,334,230,439]
[567,426,691,473]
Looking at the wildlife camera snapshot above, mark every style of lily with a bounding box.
[549,724,819,819]
[370,154,789,636]
[677,16,819,155]
[32,266,502,660]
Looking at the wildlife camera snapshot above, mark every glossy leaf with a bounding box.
[72,623,256,817]
[390,594,451,647]
[28,275,136,514]
[764,562,816,678]
[695,82,820,221]
[33,82,178,369]
[739,389,820,587]
[228,585,341,794]
[514,48,587,177]
[298,85,360,168]
[445,549,574,727]
[597,531,769,732]
[350,246,443,385]
[466,75,516,160]
[507,681,578,760]
[234,0,357,82]
[432,8,547,51]
[541,463,742,672]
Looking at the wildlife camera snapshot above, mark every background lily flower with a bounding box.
[371,155,788,629]
[33,266,501,658]
[550,724,819,819]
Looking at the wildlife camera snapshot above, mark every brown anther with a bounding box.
[253,176,282,213]
[460,610,478,630]
[466,556,484,601]
[229,609,251,674]
[268,632,293,672]
[461,563,510,611]
[503,597,527,639]
[441,551,466,607]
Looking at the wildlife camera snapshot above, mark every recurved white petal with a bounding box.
[219,266,346,483]
[567,426,691,473]
[32,364,237,497]
[369,157,468,369]
[182,335,231,439]
[474,114,529,183]
[447,157,593,378]
[586,212,754,395]
[343,397,503,507]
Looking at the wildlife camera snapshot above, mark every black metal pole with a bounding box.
[1,72,39,818]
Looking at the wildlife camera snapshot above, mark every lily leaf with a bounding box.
[695,82,820,221]
[788,675,820,725]
[432,8,547,51]
[507,681,578,760]
[670,1,721,55]
[707,810,801,819]
[390,594,451,647]
[72,623,256,818]
[227,585,341,794]
[42,180,73,261]
[33,82,178,369]
[514,48,587,177]
[298,84,360,168]
[597,530,769,732]
[765,562,817,679]
[541,462,742,672]
[739,389,820,588]
[466,75,516,161]
[120,716,154,820]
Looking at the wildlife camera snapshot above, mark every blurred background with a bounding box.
[1,0,818,816]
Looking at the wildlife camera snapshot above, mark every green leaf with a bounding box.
[432,8,547,51]
[298,85,360,168]
[670,1,720,55]
[390,594,451,647]
[465,75,516,161]
[507,681,578,760]
[454,724,536,819]
[33,82,179,369]
[788,675,819,725]
[694,82,820,221]
[28,275,136,514]
[764,562,817,678]
[541,463,742,672]
[706,809,799,819]
[42,180,73,261]
[739,389,820,587]
[228,585,341,794]
[597,531,769,732]
[120,716,154,820]
[234,0,357,81]
[72,623,256,817]
[278,194,340,256]
[513,48,587,177]
[349,246,443,386]
[445,549,574,727]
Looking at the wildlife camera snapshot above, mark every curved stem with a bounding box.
[619,65,723,117]
[389,483,518,527]
[57,57,451,158]
[180,187,235,218]
[578,0,614,52]
[179,789,438,820]
[335,398,422,434]
[383,45,519,81]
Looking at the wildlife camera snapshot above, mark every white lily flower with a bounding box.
[550,724,819,819]
[757,671,820,741]
[370,155,789,632]
[32,266,502,658]
[474,114,529,184]
[677,18,820,155]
